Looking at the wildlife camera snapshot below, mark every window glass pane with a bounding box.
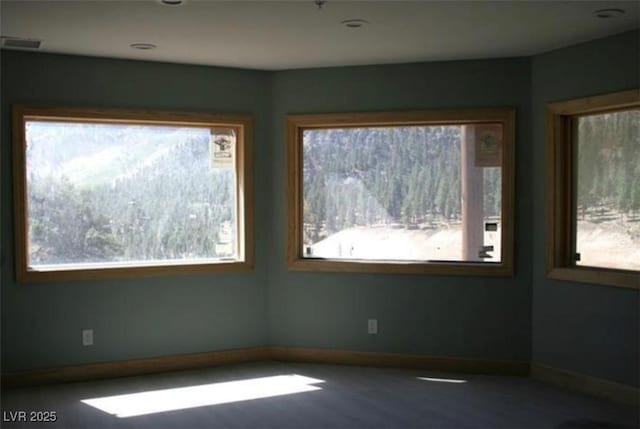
[25,121,238,270]
[575,110,640,271]
[301,124,502,262]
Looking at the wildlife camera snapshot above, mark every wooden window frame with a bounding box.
[13,105,254,282]
[286,108,516,275]
[545,89,640,289]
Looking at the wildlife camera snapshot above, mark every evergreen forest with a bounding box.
[23,111,638,267]
[302,112,639,248]
[26,122,236,266]
[302,126,501,245]
[576,110,640,219]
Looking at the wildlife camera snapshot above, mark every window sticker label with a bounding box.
[210,129,236,169]
[474,124,502,167]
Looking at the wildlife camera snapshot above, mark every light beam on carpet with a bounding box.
[418,376,467,383]
[82,374,324,418]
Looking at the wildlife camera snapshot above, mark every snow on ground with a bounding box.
[576,220,640,271]
[310,218,639,269]
[309,224,501,262]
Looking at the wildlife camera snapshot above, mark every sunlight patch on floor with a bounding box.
[82,374,324,418]
[418,376,468,384]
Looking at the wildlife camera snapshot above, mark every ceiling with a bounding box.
[1,0,638,71]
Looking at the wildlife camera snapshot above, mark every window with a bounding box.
[546,89,639,289]
[286,109,515,275]
[13,105,253,281]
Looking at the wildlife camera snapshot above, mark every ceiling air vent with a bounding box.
[2,37,42,49]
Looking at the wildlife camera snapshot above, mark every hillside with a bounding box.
[27,121,236,266]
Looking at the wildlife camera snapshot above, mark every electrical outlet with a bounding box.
[367,319,378,335]
[82,329,94,346]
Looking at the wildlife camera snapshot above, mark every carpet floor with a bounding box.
[1,361,637,429]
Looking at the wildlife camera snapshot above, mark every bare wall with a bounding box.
[267,58,533,361]
[531,30,639,386]
[0,51,271,371]
[3,31,636,383]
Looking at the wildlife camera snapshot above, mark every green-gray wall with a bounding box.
[531,30,640,387]
[1,31,638,388]
[1,52,271,371]
[267,59,533,361]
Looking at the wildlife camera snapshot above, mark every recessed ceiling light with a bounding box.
[593,8,625,18]
[341,19,369,29]
[130,43,156,50]
[157,0,185,5]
